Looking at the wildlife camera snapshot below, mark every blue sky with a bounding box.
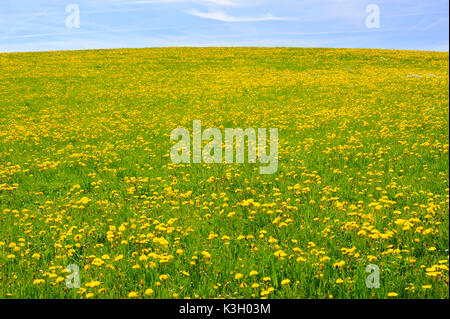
[0,0,448,52]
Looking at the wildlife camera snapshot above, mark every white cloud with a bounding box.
[420,18,448,31]
[187,9,289,22]
[124,0,237,6]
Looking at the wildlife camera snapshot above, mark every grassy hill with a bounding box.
[0,48,448,298]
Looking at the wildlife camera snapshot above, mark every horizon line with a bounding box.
[1,46,449,54]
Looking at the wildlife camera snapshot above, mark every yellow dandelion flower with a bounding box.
[128,292,139,298]
[281,279,291,286]
[235,273,244,280]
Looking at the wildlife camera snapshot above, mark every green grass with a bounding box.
[0,48,448,299]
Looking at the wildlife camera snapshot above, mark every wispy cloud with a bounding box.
[419,17,448,31]
[187,9,289,22]
[124,0,237,6]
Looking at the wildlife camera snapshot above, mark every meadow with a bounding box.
[0,48,448,299]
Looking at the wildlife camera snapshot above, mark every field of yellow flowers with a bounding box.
[0,48,448,299]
